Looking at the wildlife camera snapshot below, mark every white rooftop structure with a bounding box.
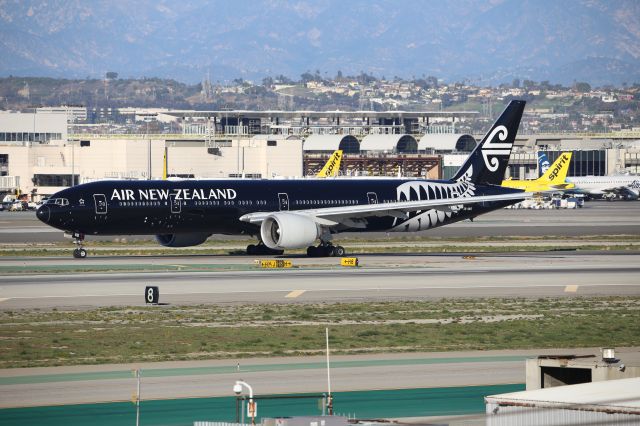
[486,377,640,425]
[251,134,299,141]
[418,133,476,152]
[0,111,68,144]
[303,134,360,153]
[359,134,417,153]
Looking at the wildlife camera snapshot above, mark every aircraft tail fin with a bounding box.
[452,100,525,185]
[539,152,572,186]
[537,152,550,177]
[317,150,342,178]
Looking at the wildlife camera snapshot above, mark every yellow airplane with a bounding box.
[502,152,574,191]
[317,150,343,177]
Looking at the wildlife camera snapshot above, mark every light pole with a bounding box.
[132,369,141,426]
[234,380,256,425]
[71,139,75,187]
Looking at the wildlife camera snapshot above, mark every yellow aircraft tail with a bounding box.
[501,152,574,191]
[317,150,342,177]
[162,147,168,180]
[540,152,573,189]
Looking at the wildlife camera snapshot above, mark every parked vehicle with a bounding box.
[9,201,24,211]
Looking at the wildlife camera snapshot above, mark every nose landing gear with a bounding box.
[246,242,284,256]
[71,232,87,259]
[306,243,345,257]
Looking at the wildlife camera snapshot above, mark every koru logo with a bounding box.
[481,125,511,172]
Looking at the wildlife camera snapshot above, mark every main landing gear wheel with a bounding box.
[246,243,284,256]
[306,244,345,257]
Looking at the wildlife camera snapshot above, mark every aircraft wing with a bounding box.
[551,183,575,190]
[599,186,627,195]
[240,191,532,226]
[599,185,640,198]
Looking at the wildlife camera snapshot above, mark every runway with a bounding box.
[1,252,639,309]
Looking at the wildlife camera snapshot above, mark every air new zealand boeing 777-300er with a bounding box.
[37,100,531,258]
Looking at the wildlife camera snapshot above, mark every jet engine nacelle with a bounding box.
[155,233,211,248]
[260,212,320,250]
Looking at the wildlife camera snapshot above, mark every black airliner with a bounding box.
[37,100,530,258]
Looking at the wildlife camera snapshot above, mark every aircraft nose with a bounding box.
[36,205,50,223]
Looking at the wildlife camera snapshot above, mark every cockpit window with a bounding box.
[45,198,69,206]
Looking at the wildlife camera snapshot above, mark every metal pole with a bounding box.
[326,328,333,415]
[241,397,245,425]
[136,369,141,426]
[236,380,255,425]
[71,140,75,187]
[147,122,151,180]
[322,394,326,416]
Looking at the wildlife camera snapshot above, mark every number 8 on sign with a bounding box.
[145,286,159,304]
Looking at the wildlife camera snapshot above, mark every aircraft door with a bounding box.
[367,192,378,204]
[93,194,107,214]
[278,193,289,211]
[170,193,181,214]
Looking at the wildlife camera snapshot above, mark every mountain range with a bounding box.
[1,0,639,86]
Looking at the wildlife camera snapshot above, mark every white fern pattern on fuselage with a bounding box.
[390,167,475,232]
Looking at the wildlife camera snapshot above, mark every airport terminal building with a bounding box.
[1,109,639,200]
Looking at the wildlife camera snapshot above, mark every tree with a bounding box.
[275,74,293,84]
[574,82,591,93]
[300,72,314,83]
[426,76,438,88]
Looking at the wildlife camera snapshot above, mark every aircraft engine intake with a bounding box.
[155,233,211,247]
[260,213,320,250]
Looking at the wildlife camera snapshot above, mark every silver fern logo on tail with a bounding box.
[481,125,511,172]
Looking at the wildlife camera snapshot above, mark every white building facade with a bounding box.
[0,135,303,199]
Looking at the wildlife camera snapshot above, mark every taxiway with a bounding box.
[1,252,639,309]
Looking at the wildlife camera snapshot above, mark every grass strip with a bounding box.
[1,297,638,368]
